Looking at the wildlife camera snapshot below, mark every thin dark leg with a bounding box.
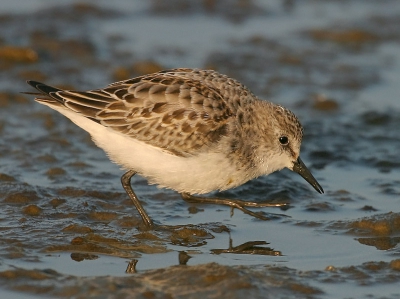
[181,193,288,221]
[121,170,153,227]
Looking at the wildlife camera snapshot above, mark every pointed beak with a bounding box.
[292,157,324,194]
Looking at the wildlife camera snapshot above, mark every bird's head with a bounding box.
[259,104,324,194]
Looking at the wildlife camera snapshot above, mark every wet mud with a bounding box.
[1,1,400,298]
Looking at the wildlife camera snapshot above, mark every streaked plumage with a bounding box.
[27,68,323,226]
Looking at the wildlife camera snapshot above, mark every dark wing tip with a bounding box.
[26,80,65,104]
[26,80,62,95]
[26,80,42,87]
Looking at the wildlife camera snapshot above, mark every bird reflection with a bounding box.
[125,239,281,274]
[211,237,282,256]
[125,251,192,274]
[125,259,138,273]
[178,251,192,265]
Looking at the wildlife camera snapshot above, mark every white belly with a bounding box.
[41,102,251,194]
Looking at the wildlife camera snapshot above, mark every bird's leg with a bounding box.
[121,170,153,227]
[181,193,288,221]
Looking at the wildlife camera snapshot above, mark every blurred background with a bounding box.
[0,1,400,298]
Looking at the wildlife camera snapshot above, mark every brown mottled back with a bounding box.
[49,69,238,156]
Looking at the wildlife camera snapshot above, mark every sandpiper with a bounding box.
[27,68,323,226]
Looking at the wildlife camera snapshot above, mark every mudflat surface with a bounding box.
[0,1,400,298]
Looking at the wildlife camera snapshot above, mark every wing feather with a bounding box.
[29,70,235,156]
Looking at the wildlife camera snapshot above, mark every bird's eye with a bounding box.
[279,136,289,145]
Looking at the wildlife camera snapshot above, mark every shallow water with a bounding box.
[1,0,400,298]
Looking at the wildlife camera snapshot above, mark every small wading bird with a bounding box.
[26,68,323,227]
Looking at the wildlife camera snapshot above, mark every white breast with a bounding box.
[40,102,251,194]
